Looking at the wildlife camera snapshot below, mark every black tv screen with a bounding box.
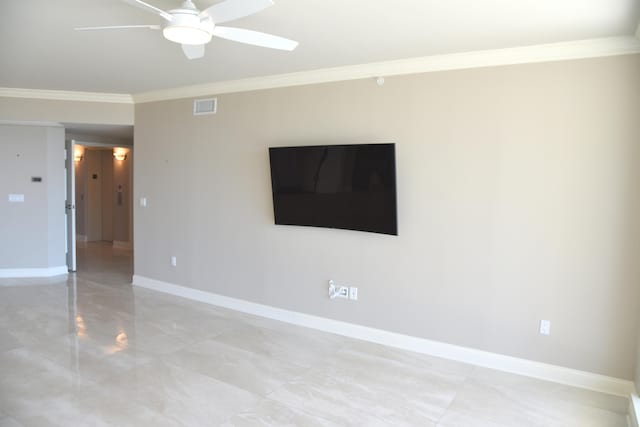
[269,143,397,235]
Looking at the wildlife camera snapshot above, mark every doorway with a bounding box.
[64,123,134,283]
[75,146,133,245]
[65,131,134,284]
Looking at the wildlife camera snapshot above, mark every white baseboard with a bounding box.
[113,240,132,250]
[76,234,88,242]
[132,274,635,398]
[0,265,69,278]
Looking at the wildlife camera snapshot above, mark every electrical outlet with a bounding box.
[337,286,349,299]
[171,256,177,267]
[329,280,349,300]
[349,287,358,300]
[539,319,551,336]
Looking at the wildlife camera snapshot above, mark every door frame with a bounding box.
[65,139,133,271]
[65,139,77,272]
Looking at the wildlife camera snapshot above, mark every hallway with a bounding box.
[76,241,133,287]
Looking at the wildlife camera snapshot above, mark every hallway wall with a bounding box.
[76,147,132,246]
[85,150,104,241]
[113,149,133,246]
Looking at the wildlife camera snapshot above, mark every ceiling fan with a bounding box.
[75,0,298,60]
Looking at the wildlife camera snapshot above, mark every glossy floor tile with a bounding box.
[0,242,630,426]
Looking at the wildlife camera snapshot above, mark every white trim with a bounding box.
[113,240,132,250]
[0,120,63,128]
[2,37,638,105]
[0,88,134,104]
[71,140,133,148]
[132,275,634,397]
[133,36,640,103]
[0,266,69,278]
[76,234,88,242]
[629,394,640,427]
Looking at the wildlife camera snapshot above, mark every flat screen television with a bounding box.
[269,143,397,235]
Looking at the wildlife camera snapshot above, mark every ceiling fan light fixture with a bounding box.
[163,25,211,45]
[162,12,212,45]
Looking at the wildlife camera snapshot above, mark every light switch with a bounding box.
[540,319,551,336]
[140,197,147,207]
[8,194,24,203]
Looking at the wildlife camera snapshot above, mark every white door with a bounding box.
[65,139,77,272]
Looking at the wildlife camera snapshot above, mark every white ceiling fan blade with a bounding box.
[201,0,273,24]
[75,25,161,31]
[182,44,205,59]
[213,26,298,51]
[122,0,173,21]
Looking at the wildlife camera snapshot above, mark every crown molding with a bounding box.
[0,87,134,104]
[0,120,63,127]
[133,36,640,104]
[3,36,638,105]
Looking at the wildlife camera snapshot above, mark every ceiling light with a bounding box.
[163,25,212,45]
[162,13,212,45]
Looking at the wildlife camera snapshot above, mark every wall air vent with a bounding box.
[193,98,217,115]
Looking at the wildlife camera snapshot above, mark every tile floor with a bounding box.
[0,242,630,426]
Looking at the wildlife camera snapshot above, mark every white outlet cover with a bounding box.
[349,287,358,300]
[338,286,349,298]
[540,319,551,335]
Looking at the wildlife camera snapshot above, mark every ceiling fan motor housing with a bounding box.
[163,8,213,45]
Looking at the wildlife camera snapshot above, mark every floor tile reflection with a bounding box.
[0,242,630,426]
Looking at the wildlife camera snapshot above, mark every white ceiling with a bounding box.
[1,0,639,94]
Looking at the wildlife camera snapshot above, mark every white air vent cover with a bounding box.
[193,98,217,115]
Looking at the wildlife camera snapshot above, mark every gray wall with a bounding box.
[113,149,133,244]
[75,147,87,238]
[85,149,104,242]
[101,150,114,241]
[0,124,66,269]
[134,54,640,380]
